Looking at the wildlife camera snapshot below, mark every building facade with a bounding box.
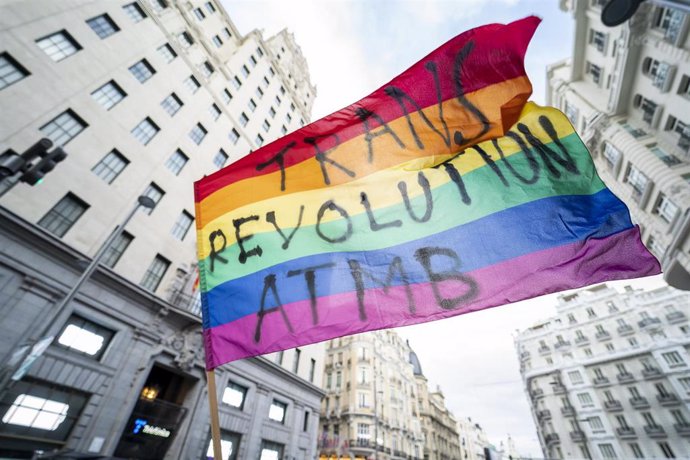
[547,0,690,290]
[319,331,425,460]
[516,284,690,459]
[456,417,491,460]
[0,1,323,458]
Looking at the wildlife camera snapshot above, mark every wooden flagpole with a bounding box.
[206,369,223,460]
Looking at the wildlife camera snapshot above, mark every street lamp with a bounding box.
[0,195,155,388]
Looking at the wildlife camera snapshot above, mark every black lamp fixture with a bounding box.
[601,0,647,26]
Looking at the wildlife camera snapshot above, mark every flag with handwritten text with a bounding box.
[194,16,660,369]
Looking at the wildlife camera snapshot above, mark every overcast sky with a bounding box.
[221,1,667,456]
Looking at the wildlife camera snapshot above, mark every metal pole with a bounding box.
[0,196,153,392]
[373,337,378,460]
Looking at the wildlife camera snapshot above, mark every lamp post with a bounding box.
[0,195,155,389]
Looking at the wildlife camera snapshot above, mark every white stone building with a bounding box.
[0,1,323,458]
[547,0,690,290]
[516,284,690,459]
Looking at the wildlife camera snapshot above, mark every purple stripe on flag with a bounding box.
[203,227,659,368]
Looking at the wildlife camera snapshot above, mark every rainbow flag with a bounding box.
[194,16,660,369]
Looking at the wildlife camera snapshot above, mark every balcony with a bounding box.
[657,393,680,406]
[616,427,636,439]
[530,388,544,399]
[570,431,586,442]
[644,425,666,438]
[616,372,635,383]
[538,345,551,355]
[553,383,567,395]
[675,423,690,436]
[638,317,661,329]
[595,330,611,341]
[652,62,677,93]
[520,351,531,361]
[617,324,634,335]
[574,336,590,345]
[561,406,576,417]
[629,397,650,409]
[554,341,571,350]
[604,400,623,412]
[593,377,610,387]
[544,433,560,445]
[666,310,688,324]
[537,409,552,421]
[662,8,687,45]
[642,368,663,380]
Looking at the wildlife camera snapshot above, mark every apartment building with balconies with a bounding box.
[516,283,690,459]
[547,0,690,290]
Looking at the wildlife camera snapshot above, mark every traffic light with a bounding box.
[20,147,67,185]
[0,138,53,179]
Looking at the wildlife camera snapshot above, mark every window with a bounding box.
[222,382,247,409]
[129,59,155,83]
[205,1,216,13]
[140,254,170,291]
[86,14,119,39]
[165,149,188,175]
[577,392,593,407]
[269,106,276,118]
[357,423,370,439]
[589,29,607,52]
[629,443,644,459]
[40,109,87,146]
[179,31,194,47]
[679,377,690,394]
[171,211,193,240]
[210,103,222,120]
[303,410,309,431]
[239,112,249,127]
[262,119,271,132]
[358,392,368,408]
[91,80,126,110]
[256,87,264,98]
[309,358,316,383]
[624,164,649,200]
[652,144,683,169]
[286,112,292,123]
[658,442,675,459]
[160,93,183,116]
[92,149,128,183]
[205,431,240,460]
[662,351,685,367]
[280,85,286,94]
[606,343,615,352]
[241,65,250,78]
[275,95,281,105]
[184,75,200,93]
[619,120,647,138]
[260,441,284,460]
[568,370,583,384]
[336,371,341,387]
[564,100,580,124]
[229,128,240,144]
[122,2,146,22]
[212,35,222,48]
[654,193,679,223]
[250,55,258,67]
[36,30,81,62]
[151,0,168,12]
[222,89,232,104]
[670,409,688,425]
[2,387,68,431]
[358,367,368,384]
[232,76,242,89]
[214,149,229,169]
[586,307,596,318]
[293,348,301,373]
[586,61,602,85]
[189,123,207,145]
[200,61,214,78]
[38,193,89,237]
[156,43,176,63]
[642,412,658,427]
[268,400,287,423]
[223,27,232,39]
[598,444,617,459]
[588,416,605,432]
[276,351,283,365]
[255,134,264,146]
[257,46,264,57]
[102,231,133,268]
[584,348,592,357]
[131,117,159,145]
[0,53,30,90]
[141,183,164,215]
[193,7,205,20]
[263,76,270,88]
[281,125,287,135]
[56,315,114,358]
[248,98,257,112]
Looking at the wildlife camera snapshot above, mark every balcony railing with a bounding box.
[629,397,650,409]
[638,317,662,329]
[657,393,680,406]
[663,8,687,44]
[593,377,610,386]
[574,336,590,345]
[595,330,611,340]
[520,351,531,360]
[544,433,560,445]
[675,423,690,436]
[538,345,550,355]
[616,372,635,383]
[561,406,575,417]
[537,409,552,421]
[604,400,622,411]
[617,324,634,335]
[169,288,202,316]
[644,425,666,438]
[570,431,586,442]
[642,368,663,379]
[616,427,636,439]
[530,388,544,398]
[552,383,567,395]
[554,341,571,350]
[666,311,688,324]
